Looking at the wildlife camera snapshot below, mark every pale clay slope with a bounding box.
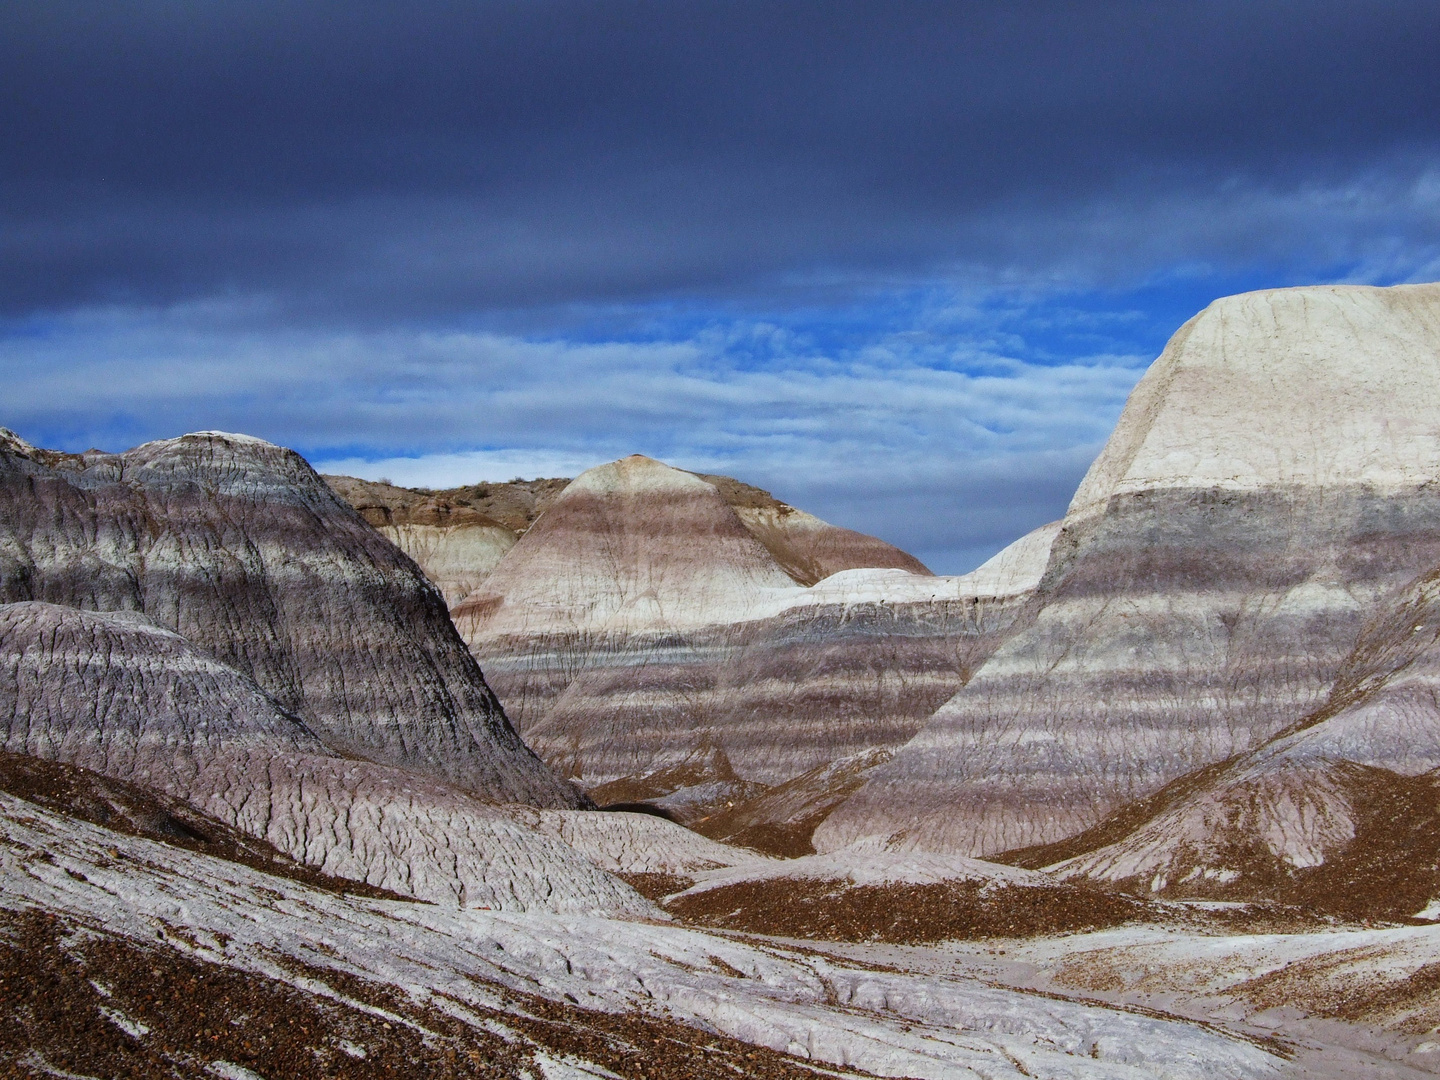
[380,520,517,606]
[1048,562,1440,896]
[676,837,1056,897]
[743,518,1060,620]
[0,601,650,915]
[818,923,1440,1078]
[470,455,799,636]
[1004,920,1440,1065]
[1069,282,1440,513]
[0,794,1283,1080]
[506,807,771,875]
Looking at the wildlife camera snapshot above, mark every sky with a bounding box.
[4,2,1440,572]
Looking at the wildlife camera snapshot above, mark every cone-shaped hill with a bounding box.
[449,456,1045,838]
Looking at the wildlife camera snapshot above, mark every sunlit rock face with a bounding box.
[456,455,1053,834]
[0,602,643,913]
[0,429,579,807]
[464,456,801,640]
[819,282,1440,858]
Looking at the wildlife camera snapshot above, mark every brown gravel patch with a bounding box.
[665,877,1146,944]
[0,907,523,1078]
[0,907,872,1079]
[1229,950,1440,1035]
[616,872,694,901]
[0,749,416,903]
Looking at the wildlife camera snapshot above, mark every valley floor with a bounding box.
[7,789,1433,1079]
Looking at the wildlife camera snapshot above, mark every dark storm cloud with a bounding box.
[4,0,1440,317]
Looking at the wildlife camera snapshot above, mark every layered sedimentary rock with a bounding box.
[0,428,576,806]
[457,456,1046,832]
[1025,556,1440,918]
[689,748,894,856]
[820,282,1440,857]
[323,473,566,605]
[462,455,799,640]
[0,601,644,913]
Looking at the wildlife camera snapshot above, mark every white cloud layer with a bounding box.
[0,290,1150,571]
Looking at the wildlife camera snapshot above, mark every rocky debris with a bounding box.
[664,840,1147,943]
[0,601,648,915]
[690,749,895,856]
[918,918,1440,1078]
[0,429,579,807]
[0,791,1285,1079]
[0,908,848,1080]
[820,282,1440,858]
[323,472,571,536]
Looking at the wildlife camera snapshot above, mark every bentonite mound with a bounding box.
[455,456,1045,833]
[820,282,1440,859]
[0,428,579,807]
[325,467,928,606]
[0,601,648,913]
[459,455,801,640]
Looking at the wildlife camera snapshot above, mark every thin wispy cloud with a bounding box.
[2,289,1146,569]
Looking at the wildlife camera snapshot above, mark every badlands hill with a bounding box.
[12,279,1440,1074]
[0,428,574,806]
[820,282,1440,861]
[0,434,1296,1075]
[0,600,655,912]
[447,455,1053,847]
